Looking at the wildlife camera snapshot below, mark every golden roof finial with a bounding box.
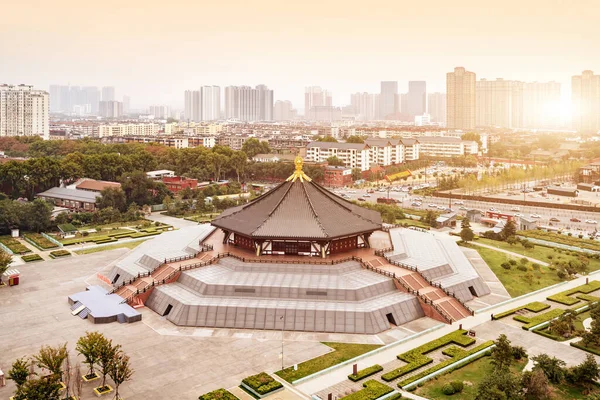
[286,155,312,182]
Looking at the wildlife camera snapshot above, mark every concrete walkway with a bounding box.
[294,272,600,397]
[146,212,199,229]
[468,241,549,266]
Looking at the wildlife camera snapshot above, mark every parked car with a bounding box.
[363,194,371,197]
[550,217,561,222]
[570,218,582,222]
[411,202,422,207]
[514,213,523,217]
[530,214,541,218]
[454,201,465,205]
[459,206,467,210]
[428,203,437,207]
[511,206,521,211]
[586,220,598,224]
[357,197,366,201]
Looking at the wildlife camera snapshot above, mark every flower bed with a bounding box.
[24,233,59,249]
[398,341,495,389]
[0,236,30,254]
[22,253,43,262]
[514,308,566,330]
[348,365,384,382]
[547,281,600,305]
[381,330,474,382]
[50,249,71,258]
[340,380,395,400]
[199,388,240,400]
[518,229,600,252]
[492,301,550,320]
[241,372,283,396]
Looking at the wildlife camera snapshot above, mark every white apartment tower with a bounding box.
[0,84,49,139]
[572,70,600,133]
[427,92,446,125]
[446,67,476,130]
[351,92,379,121]
[476,78,523,129]
[184,87,221,122]
[224,85,273,122]
[305,86,332,118]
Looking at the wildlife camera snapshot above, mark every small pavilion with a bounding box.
[211,156,381,257]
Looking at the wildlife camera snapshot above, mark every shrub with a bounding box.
[441,384,455,395]
[50,249,71,258]
[339,380,394,400]
[241,372,283,395]
[548,255,554,260]
[512,346,527,360]
[22,254,43,262]
[514,308,566,330]
[450,380,464,393]
[517,265,528,272]
[509,259,517,266]
[492,301,550,320]
[348,365,384,382]
[547,281,600,305]
[520,257,529,265]
[199,389,239,400]
[501,262,511,270]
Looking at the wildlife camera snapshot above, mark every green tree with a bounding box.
[460,218,474,242]
[108,350,134,400]
[532,353,566,384]
[76,331,104,379]
[229,151,247,182]
[346,136,364,143]
[0,250,12,285]
[7,357,30,388]
[351,168,362,181]
[97,336,120,388]
[521,369,551,400]
[23,199,52,232]
[33,343,68,379]
[97,188,127,212]
[490,334,513,372]
[316,136,338,142]
[571,354,600,389]
[241,138,271,158]
[326,156,345,167]
[17,376,61,400]
[474,369,521,400]
[500,220,517,241]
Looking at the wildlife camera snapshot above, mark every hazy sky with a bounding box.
[2,0,599,110]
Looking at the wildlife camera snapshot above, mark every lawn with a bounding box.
[0,236,31,254]
[74,240,145,255]
[274,342,382,383]
[60,228,134,245]
[415,356,595,400]
[463,243,567,297]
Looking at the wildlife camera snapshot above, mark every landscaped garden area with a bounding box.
[58,221,172,246]
[241,372,283,396]
[275,342,382,383]
[24,233,59,250]
[0,236,31,254]
[518,229,600,252]
[49,249,71,258]
[21,253,43,262]
[198,388,240,400]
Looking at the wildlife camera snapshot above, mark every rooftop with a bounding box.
[36,187,101,203]
[75,179,121,192]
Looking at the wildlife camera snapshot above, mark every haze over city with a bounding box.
[3,0,600,110]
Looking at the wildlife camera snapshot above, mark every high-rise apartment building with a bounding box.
[99,101,123,118]
[84,86,101,114]
[407,81,426,118]
[427,93,446,125]
[201,86,221,121]
[476,78,523,129]
[101,86,115,102]
[446,67,476,130]
[50,85,100,114]
[572,70,600,132]
[351,92,379,121]
[273,100,296,121]
[224,85,273,122]
[149,105,171,119]
[0,84,49,138]
[304,87,332,119]
[380,81,398,120]
[522,82,561,130]
[184,90,202,122]
[122,95,131,114]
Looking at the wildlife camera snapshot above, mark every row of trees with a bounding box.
[7,331,133,400]
[0,198,52,234]
[475,334,600,399]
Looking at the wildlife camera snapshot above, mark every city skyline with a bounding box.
[2,0,599,110]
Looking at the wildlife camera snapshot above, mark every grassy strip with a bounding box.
[518,230,600,252]
[349,365,384,382]
[381,330,474,382]
[570,341,600,356]
[340,380,394,400]
[513,308,566,330]
[22,254,43,262]
[74,241,145,255]
[399,341,495,389]
[492,301,550,320]
[198,389,240,400]
[547,281,600,305]
[275,342,382,383]
[0,236,31,254]
[241,372,283,395]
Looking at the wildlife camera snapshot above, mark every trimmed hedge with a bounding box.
[22,254,43,262]
[0,236,31,254]
[514,308,566,330]
[24,233,59,249]
[570,341,600,356]
[398,341,495,389]
[531,326,569,342]
[241,372,283,395]
[349,365,384,382]
[381,330,474,382]
[95,238,118,245]
[492,301,550,320]
[547,281,600,305]
[340,380,395,400]
[50,250,71,258]
[198,389,240,400]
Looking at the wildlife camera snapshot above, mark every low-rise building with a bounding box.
[36,187,100,211]
[417,137,478,157]
[252,154,296,163]
[146,170,175,180]
[323,166,353,187]
[305,141,371,171]
[97,123,160,137]
[162,176,198,193]
[74,179,121,193]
